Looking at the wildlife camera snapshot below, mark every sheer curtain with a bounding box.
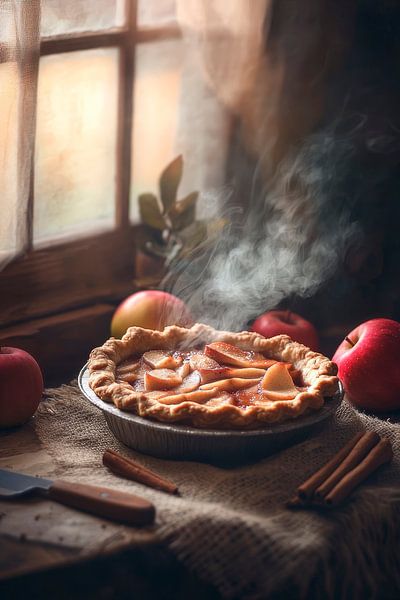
[0,0,40,270]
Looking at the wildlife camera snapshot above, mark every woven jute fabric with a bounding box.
[36,383,400,599]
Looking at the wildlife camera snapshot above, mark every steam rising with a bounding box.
[164,128,363,331]
[165,0,400,331]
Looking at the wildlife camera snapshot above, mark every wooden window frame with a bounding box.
[0,1,182,379]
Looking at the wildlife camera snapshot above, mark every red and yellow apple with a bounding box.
[0,347,44,428]
[111,290,192,338]
[332,318,400,412]
[251,310,319,351]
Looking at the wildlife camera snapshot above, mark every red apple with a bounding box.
[111,290,192,338]
[0,347,44,428]
[332,318,400,412]
[251,310,319,351]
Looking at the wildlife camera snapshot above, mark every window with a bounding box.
[0,1,231,377]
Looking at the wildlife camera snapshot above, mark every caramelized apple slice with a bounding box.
[199,367,266,384]
[200,377,261,392]
[158,389,217,405]
[189,353,220,370]
[204,392,235,407]
[144,369,183,391]
[204,342,276,368]
[117,360,140,374]
[116,372,139,383]
[172,371,201,393]
[261,363,298,401]
[116,360,141,383]
[143,350,182,370]
[177,362,191,379]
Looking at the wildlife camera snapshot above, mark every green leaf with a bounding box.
[138,193,166,230]
[168,191,198,231]
[159,155,183,213]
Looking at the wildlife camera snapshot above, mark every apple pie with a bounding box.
[88,323,339,429]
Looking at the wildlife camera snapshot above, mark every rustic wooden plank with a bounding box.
[0,536,77,580]
[0,227,138,328]
[0,420,157,583]
[0,304,115,383]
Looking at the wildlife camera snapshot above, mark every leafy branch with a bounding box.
[138,155,207,265]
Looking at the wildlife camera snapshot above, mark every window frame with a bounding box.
[0,1,182,379]
[0,1,182,331]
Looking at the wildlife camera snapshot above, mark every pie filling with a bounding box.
[116,341,306,408]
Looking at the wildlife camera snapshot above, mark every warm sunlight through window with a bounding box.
[0,62,19,260]
[130,39,183,221]
[34,48,119,244]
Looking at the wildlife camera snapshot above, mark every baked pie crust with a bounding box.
[88,323,339,429]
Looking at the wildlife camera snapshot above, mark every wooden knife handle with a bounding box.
[48,480,155,526]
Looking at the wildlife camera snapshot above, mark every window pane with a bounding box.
[0,1,14,45]
[40,0,126,37]
[137,0,177,27]
[130,37,230,222]
[34,48,119,245]
[0,62,19,264]
[130,39,183,221]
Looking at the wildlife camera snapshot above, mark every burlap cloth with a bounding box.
[34,383,400,599]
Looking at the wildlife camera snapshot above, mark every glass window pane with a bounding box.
[40,0,126,37]
[34,48,119,245]
[0,62,19,265]
[130,39,183,221]
[0,1,14,45]
[137,0,177,28]
[130,37,230,223]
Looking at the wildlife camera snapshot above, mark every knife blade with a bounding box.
[0,468,155,526]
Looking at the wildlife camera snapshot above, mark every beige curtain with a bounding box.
[0,0,40,271]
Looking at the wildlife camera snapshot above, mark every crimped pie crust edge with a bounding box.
[88,323,339,429]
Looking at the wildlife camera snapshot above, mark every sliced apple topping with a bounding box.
[143,350,182,370]
[189,353,220,370]
[117,360,140,374]
[260,362,298,401]
[116,360,141,383]
[177,362,191,379]
[200,377,261,392]
[158,389,218,405]
[205,392,235,407]
[199,367,266,384]
[204,341,276,368]
[172,370,201,393]
[144,369,183,391]
[116,372,139,383]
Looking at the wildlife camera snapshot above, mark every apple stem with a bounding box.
[345,336,355,347]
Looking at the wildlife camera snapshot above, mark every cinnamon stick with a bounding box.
[297,432,364,500]
[324,438,393,507]
[103,449,178,495]
[315,431,380,499]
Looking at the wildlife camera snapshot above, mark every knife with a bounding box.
[0,468,155,526]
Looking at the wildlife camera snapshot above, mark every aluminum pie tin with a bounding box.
[79,365,343,463]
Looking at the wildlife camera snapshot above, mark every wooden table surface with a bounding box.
[0,420,219,599]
